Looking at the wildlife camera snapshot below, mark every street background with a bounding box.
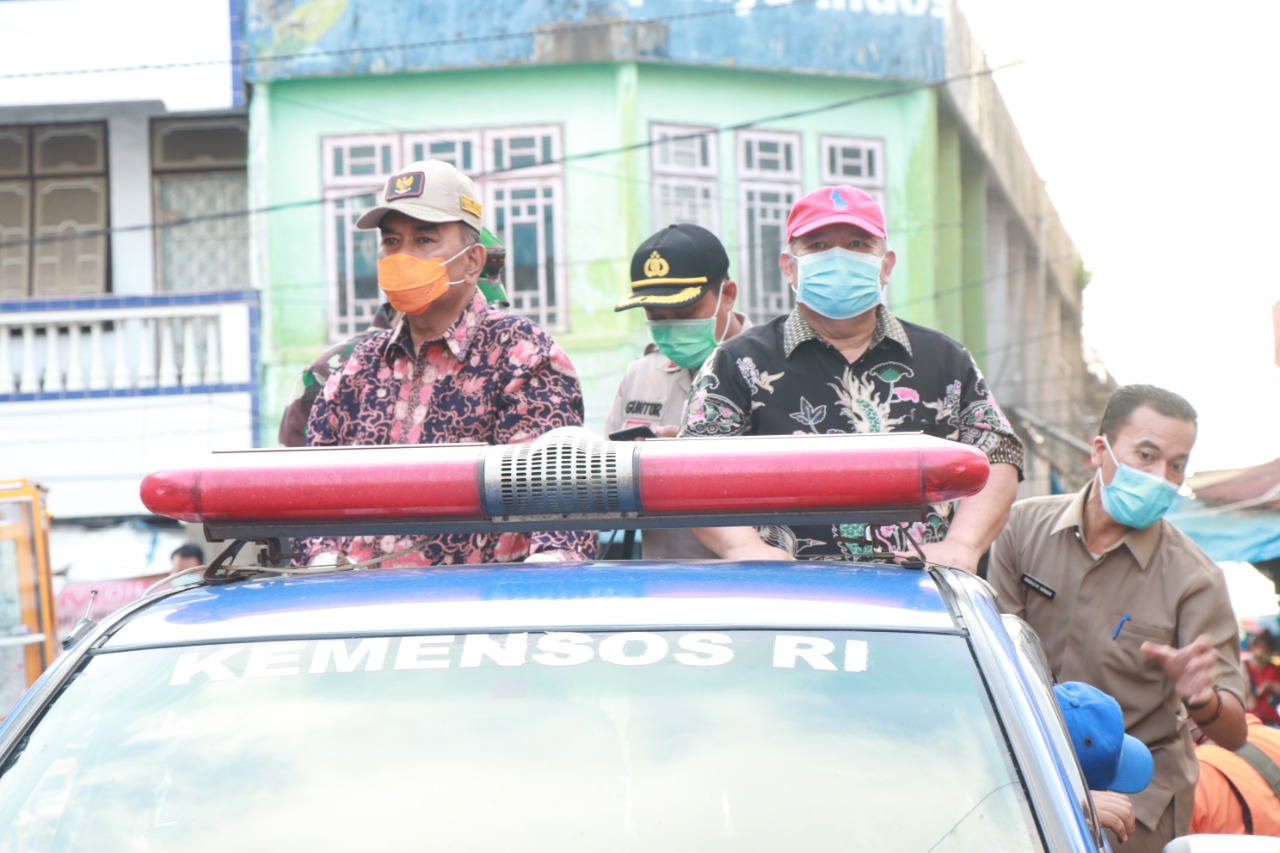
[959,0,1280,473]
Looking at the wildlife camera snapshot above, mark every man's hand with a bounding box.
[524,549,581,563]
[1091,791,1135,843]
[716,540,793,561]
[894,539,981,573]
[691,526,793,561]
[1141,634,1217,706]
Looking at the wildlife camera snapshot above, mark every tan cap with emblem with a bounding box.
[356,159,483,231]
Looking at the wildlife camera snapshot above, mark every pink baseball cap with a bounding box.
[786,185,887,242]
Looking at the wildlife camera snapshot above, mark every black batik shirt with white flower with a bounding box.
[680,306,1024,560]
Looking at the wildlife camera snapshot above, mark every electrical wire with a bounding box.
[0,60,1017,251]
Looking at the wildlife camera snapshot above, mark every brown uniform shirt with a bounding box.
[988,484,1244,837]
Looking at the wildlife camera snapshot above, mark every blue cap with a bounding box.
[1054,681,1154,794]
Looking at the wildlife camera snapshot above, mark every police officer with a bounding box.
[604,224,748,559]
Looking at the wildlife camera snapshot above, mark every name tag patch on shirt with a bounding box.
[625,400,663,417]
[1020,573,1056,600]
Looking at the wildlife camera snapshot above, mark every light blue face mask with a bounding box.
[792,247,883,320]
[1097,436,1179,529]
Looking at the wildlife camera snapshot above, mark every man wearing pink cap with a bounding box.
[679,185,1022,571]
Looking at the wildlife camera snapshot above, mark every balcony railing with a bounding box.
[0,291,258,400]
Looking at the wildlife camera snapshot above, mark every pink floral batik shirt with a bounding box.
[300,292,596,566]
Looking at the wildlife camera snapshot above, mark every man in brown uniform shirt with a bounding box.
[989,384,1246,852]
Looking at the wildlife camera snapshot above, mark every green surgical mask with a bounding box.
[645,317,719,369]
[644,285,727,370]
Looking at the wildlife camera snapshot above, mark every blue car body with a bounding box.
[0,559,1108,852]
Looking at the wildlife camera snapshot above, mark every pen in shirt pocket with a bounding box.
[1112,615,1131,640]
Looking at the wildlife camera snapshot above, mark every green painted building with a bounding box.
[247,0,1101,491]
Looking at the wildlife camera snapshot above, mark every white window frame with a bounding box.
[736,130,801,323]
[321,184,382,340]
[152,117,248,172]
[1,122,110,298]
[402,132,482,175]
[320,126,567,340]
[737,180,798,321]
[322,134,399,188]
[151,116,248,294]
[737,129,801,183]
[321,134,400,340]
[485,176,565,331]
[481,125,566,330]
[486,125,563,179]
[820,134,886,210]
[650,122,719,233]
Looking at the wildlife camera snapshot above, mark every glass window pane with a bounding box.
[512,221,538,294]
[506,136,539,170]
[153,120,247,171]
[0,182,31,298]
[33,124,104,176]
[348,146,375,177]
[0,631,1040,851]
[333,193,379,338]
[543,202,555,309]
[156,173,249,292]
[31,177,107,296]
[0,127,29,178]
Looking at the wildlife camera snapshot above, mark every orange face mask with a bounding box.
[377,246,470,315]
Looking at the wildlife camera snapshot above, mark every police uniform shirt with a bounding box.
[603,313,750,560]
[988,484,1245,840]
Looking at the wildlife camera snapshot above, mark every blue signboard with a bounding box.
[245,0,945,83]
[230,0,246,107]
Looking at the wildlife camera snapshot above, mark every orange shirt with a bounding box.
[1192,715,1280,836]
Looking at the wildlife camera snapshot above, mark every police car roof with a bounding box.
[101,561,958,649]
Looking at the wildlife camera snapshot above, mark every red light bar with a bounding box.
[139,433,989,541]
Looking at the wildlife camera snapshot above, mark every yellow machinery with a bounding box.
[0,480,58,714]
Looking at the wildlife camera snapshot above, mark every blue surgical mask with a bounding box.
[1096,436,1179,529]
[792,247,883,320]
[645,286,725,370]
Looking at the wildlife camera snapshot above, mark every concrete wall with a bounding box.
[9,393,255,518]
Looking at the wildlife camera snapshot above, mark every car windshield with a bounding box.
[0,629,1041,852]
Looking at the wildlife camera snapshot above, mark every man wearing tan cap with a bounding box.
[680,185,1022,571]
[604,223,749,559]
[299,159,595,566]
